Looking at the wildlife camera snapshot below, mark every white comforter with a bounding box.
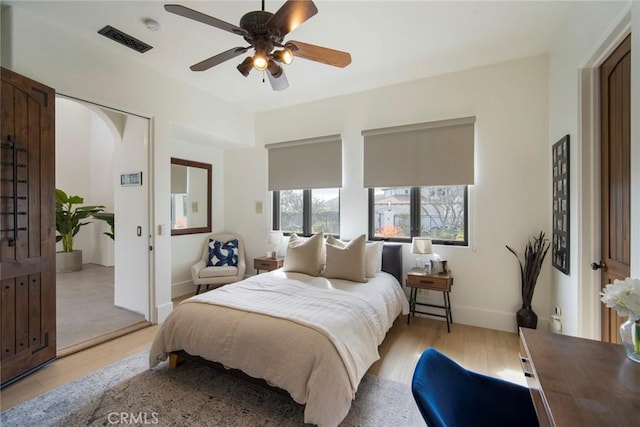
[149,270,408,427]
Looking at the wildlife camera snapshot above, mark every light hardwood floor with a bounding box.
[1,314,523,411]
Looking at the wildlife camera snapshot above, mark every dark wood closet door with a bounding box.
[0,67,56,386]
[599,35,631,343]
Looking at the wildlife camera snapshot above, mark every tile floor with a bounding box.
[56,264,146,350]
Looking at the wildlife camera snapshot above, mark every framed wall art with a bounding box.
[552,134,569,275]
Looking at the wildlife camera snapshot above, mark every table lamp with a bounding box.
[411,237,433,272]
[267,230,284,258]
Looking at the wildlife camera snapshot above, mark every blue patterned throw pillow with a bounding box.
[207,239,239,267]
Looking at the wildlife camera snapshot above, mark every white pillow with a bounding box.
[325,234,342,247]
[365,241,384,278]
[326,235,383,278]
[282,232,324,276]
[324,234,366,282]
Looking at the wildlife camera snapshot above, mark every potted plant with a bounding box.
[92,212,115,241]
[506,231,550,330]
[55,188,104,272]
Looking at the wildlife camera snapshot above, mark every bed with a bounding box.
[149,242,408,427]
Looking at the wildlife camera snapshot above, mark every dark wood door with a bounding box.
[599,35,631,343]
[0,67,56,386]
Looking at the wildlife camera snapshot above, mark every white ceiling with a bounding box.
[8,1,581,113]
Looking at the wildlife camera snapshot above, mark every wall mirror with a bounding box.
[170,157,212,235]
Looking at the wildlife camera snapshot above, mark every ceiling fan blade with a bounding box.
[267,68,289,91]
[286,40,352,68]
[266,0,318,36]
[165,4,248,37]
[190,47,249,71]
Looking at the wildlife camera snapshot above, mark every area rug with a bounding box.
[1,350,423,426]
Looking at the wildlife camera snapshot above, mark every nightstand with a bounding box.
[406,268,453,332]
[253,256,284,274]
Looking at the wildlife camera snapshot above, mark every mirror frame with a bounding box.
[170,157,212,236]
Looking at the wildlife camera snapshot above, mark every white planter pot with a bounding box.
[56,250,83,273]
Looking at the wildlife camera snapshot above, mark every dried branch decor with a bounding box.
[506,231,550,329]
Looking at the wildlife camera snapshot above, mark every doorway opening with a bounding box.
[55,96,151,355]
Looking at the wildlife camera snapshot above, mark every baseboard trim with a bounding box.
[156,301,174,323]
[172,280,195,299]
[413,300,549,333]
[57,321,151,358]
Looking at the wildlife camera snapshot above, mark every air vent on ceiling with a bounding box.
[98,25,153,53]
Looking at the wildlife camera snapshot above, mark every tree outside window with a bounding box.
[274,188,340,236]
[311,188,339,235]
[419,185,466,241]
[279,189,303,234]
[370,185,467,245]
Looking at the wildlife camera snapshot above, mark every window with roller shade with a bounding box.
[363,117,474,245]
[267,134,342,236]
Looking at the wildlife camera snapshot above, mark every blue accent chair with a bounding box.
[411,348,539,427]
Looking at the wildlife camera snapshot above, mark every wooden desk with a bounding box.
[519,328,640,426]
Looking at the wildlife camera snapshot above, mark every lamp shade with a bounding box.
[411,237,433,254]
[268,230,284,245]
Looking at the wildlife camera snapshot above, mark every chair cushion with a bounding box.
[207,238,239,267]
[199,266,239,278]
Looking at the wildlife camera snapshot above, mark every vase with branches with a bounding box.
[506,231,550,330]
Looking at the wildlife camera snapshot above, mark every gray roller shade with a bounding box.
[362,116,475,187]
[266,134,342,190]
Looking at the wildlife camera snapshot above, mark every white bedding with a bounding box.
[149,269,409,427]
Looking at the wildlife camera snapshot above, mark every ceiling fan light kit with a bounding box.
[267,60,283,78]
[165,0,351,91]
[236,56,255,77]
[272,48,294,65]
[253,53,269,71]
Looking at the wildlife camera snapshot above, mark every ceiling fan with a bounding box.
[164,0,352,91]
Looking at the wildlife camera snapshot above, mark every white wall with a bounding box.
[89,109,116,267]
[225,55,551,333]
[3,6,255,322]
[548,1,634,338]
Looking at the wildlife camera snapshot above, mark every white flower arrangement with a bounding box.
[600,277,640,321]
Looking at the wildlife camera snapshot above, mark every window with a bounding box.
[369,185,468,245]
[276,189,303,234]
[273,188,340,236]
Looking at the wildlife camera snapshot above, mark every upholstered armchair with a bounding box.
[191,232,246,295]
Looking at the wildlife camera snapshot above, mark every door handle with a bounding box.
[137,226,142,237]
[591,261,606,271]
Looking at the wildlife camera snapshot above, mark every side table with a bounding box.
[253,256,284,274]
[406,268,453,332]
